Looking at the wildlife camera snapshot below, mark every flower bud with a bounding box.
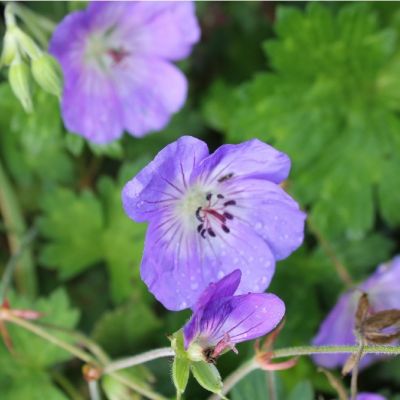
[1,30,18,66]
[14,28,41,60]
[31,53,63,97]
[9,59,33,113]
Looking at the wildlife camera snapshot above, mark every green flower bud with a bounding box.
[31,54,63,98]
[1,30,18,66]
[191,361,224,396]
[14,28,42,60]
[9,59,33,113]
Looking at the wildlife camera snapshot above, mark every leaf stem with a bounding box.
[88,380,101,400]
[208,344,400,399]
[0,226,37,303]
[5,313,96,364]
[103,347,175,374]
[0,158,37,298]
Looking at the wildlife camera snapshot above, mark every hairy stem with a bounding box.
[0,159,37,298]
[6,314,96,364]
[350,340,365,400]
[88,380,101,400]
[208,344,400,399]
[108,372,168,400]
[103,347,175,374]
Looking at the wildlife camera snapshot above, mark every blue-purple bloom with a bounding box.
[122,136,306,310]
[183,270,285,361]
[356,394,386,400]
[50,2,200,143]
[312,256,400,369]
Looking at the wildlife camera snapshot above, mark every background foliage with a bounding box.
[1,2,400,399]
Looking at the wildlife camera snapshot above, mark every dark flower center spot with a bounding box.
[107,48,129,64]
[195,192,236,239]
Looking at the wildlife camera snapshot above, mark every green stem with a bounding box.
[0,158,37,298]
[108,372,168,400]
[208,344,400,399]
[0,226,37,303]
[271,344,400,357]
[103,347,175,374]
[6,314,96,364]
[88,380,101,400]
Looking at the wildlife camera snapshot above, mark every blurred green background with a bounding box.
[1,2,400,399]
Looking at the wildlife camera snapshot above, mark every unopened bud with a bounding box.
[14,28,41,60]
[9,59,33,113]
[31,54,62,97]
[1,30,18,66]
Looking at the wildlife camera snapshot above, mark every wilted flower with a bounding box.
[183,270,285,362]
[312,256,400,369]
[50,2,200,143]
[122,136,305,310]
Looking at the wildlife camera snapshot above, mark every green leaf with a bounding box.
[0,288,79,399]
[39,162,148,303]
[0,369,68,400]
[287,381,314,400]
[39,188,104,278]
[92,301,161,356]
[0,84,73,187]
[0,288,80,368]
[231,370,283,400]
[378,156,400,227]
[191,361,223,395]
[204,2,400,238]
[172,356,190,398]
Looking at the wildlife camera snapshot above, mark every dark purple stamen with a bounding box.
[217,172,234,183]
[196,207,203,222]
[195,190,237,239]
[223,212,233,220]
[208,228,216,237]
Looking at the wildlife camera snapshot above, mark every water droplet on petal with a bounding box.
[217,270,224,279]
[191,282,199,290]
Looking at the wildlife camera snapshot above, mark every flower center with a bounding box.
[195,192,236,239]
[84,28,129,71]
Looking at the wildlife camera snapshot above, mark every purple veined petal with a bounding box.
[361,257,400,310]
[126,1,200,60]
[122,136,209,223]
[49,10,89,81]
[197,293,285,346]
[85,2,199,61]
[113,56,188,137]
[193,269,241,312]
[356,393,386,400]
[223,179,306,260]
[193,139,291,186]
[140,209,276,310]
[61,69,124,144]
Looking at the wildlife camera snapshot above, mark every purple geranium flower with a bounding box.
[50,2,200,143]
[122,136,306,310]
[183,270,285,362]
[356,394,386,400]
[312,256,400,369]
